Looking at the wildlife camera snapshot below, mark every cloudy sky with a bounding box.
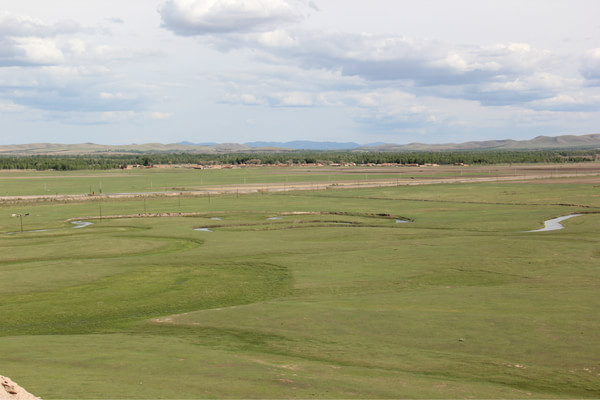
[1,0,599,145]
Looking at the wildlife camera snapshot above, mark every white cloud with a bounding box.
[13,37,65,64]
[0,101,26,112]
[99,91,124,99]
[105,17,124,24]
[155,0,599,129]
[269,91,314,106]
[1,65,144,115]
[307,1,319,11]
[528,92,600,112]
[66,39,87,56]
[0,11,90,38]
[99,111,137,122]
[332,90,443,132]
[0,12,55,37]
[0,11,166,122]
[159,0,303,35]
[580,48,600,86]
[175,23,556,95]
[220,92,266,105]
[2,1,600,144]
[218,31,565,109]
[255,29,296,48]
[150,111,173,119]
[462,71,575,106]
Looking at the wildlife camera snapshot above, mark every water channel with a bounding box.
[526,214,582,232]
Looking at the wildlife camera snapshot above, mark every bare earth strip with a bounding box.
[1,170,599,204]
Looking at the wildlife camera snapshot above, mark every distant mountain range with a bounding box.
[179,140,385,150]
[359,134,600,151]
[243,141,387,150]
[1,134,600,155]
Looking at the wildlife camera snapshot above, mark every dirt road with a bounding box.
[1,167,598,204]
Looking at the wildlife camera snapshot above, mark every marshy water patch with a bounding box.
[194,228,212,232]
[396,219,409,224]
[72,221,94,229]
[526,214,583,232]
[5,229,49,234]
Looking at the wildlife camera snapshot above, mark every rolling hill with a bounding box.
[1,134,599,155]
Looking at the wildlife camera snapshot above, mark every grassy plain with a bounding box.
[0,163,595,197]
[1,165,599,398]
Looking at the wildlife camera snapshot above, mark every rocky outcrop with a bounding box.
[0,376,40,400]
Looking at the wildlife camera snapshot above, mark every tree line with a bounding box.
[0,150,597,170]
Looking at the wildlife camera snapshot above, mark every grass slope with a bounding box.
[1,176,599,398]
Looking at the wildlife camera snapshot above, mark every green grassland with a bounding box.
[0,168,406,196]
[1,169,600,398]
[0,164,575,197]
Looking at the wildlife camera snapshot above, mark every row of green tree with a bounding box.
[0,150,597,170]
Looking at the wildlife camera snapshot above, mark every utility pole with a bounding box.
[11,213,29,232]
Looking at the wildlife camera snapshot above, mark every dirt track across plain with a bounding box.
[1,164,598,204]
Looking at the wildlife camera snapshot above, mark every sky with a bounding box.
[1,0,599,145]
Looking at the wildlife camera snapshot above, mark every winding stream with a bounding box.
[71,221,94,229]
[526,214,582,232]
